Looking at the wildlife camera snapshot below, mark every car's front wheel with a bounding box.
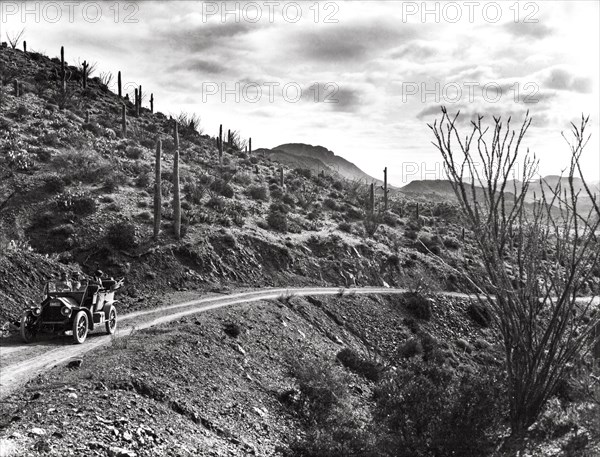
[72,311,88,344]
[20,312,37,343]
[105,306,117,335]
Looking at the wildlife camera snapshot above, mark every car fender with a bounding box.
[74,307,95,331]
[104,301,118,317]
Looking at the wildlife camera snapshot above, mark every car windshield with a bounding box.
[45,279,88,294]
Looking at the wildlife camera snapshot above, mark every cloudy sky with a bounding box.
[2,1,599,185]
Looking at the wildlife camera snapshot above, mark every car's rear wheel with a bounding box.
[20,312,37,343]
[72,311,88,344]
[105,306,117,335]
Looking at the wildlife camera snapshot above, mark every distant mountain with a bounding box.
[400,177,600,207]
[255,143,382,185]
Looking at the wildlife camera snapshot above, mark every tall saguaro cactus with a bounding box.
[117,71,122,98]
[60,46,66,92]
[218,124,223,165]
[121,104,127,138]
[381,167,389,211]
[150,93,154,113]
[279,167,284,188]
[23,41,26,53]
[81,60,89,89]
[173,122,181,240]
[249,138,252,155]
[138,85,142,115]
[154,139,162,239]
[369,183,375,214]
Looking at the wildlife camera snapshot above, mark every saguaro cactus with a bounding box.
[218,124,223,165]
[154,138,162,239]
[150,93,154,113]
[173,122,181,240]
[416,202,420,219]
[121,104,127,138]
[249,138,252,154]
[279,167,284,188]
[117,71,122,98]
[81,60,89,89]
[134,88,139,117]
[23,41,26,53]
[369,183,375,214]
[13,80,19,96]
[60,46,66,92]
[381,167,389,211]
[138,85,142,115]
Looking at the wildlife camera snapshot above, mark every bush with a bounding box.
[398,338,423,359]
[210,179,234,198]
[44,175,65,193]
[55,191,97,216]
[403,292,432,320]
[336,348,381,382]
[223,322,242,338]
[443,236,461,250]
[466,303,492,327]
[374,361,506,457]
[82,122,103,136]
[125,145,145,160]
[416,234,442,255]
[267,210,287,232]
[107,221,136,249]
[247,184,269,201]
[338,221,352,233]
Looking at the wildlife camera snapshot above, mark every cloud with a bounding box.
[289,21,421,63]
[390,43,437,60]
[301,84,363,113]
[504,22,554,40]
[169,58,227,75]
[543,68,592,93]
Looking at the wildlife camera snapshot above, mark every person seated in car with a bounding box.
[72,273,83,291]
[92,270,105,288]
[56,272,72,291]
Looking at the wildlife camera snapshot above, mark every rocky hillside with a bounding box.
[0,45,473,323]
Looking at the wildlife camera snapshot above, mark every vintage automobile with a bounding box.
[20,278,123,344]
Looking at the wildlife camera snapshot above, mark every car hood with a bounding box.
[43,296,79,308]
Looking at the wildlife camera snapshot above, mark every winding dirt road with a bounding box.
[1,287,597,400]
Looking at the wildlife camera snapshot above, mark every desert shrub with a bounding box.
[336,348,381,382]
[323,198,339,211]
[363,212,381,237]
[225,202,247,227]
[233,172,253,186]
[137,211,152,222]
[103,172,128,192]
[53,148,110,182]
[125,145,145,160]
[338,221,352,233]
[136,172,152,188]
[398,338,423,359]
[466,302,492,327]
[443,236,461,250]
[223,322,242,338]
[294,168,312,179]
[289,356,350,423]
[374,361,506,457]
[402,292,432,320]
[247,184,269,201]
[44,175,65,193]
[82,122,103,136]
[184,181,206,204]
[107,221,136,249]
[210,178,234,198]
[55,190,97,216]
[281,193,295,207]
[267,210,288,232]
[206,196,226,211]
[416,234,442,256]
[382,212,399,227]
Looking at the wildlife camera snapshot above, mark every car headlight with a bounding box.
[61,306,72,317]
[32,307,41,316]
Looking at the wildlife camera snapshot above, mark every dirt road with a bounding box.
[0,287,415,399]
[1,287,597,400]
